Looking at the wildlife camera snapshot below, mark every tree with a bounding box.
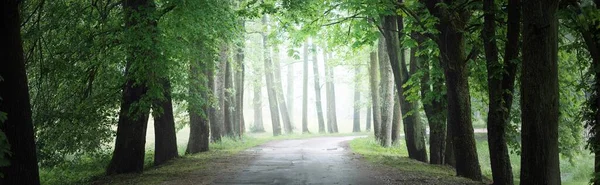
[379,34,394,147]
[324,51,339,133]
[366,105,372,131]
[353,65,362,133]
[302,42,310,133]
[0,0,41,184]
[234,20,246,138]
[391,94,401,143]
[422,0,482,180]
[152,80,179,166]
[273,47,294,134]
[312,44,326,133]
[519,0,560,184]
[482,0,520,183]
[369,48,381,139]
[107,0,158,175]
[224,54,235,137]
[262,15,282,136]
[252,80,266,133]
[186,58,211,154]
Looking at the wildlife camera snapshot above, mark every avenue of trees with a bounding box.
[1,0,599,184]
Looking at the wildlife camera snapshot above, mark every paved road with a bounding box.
[213,136,390,185]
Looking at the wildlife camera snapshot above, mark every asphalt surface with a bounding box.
[213,136,389,185]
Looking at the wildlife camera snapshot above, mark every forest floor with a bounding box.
[94,135,482,185]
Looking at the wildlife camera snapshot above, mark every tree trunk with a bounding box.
[0,1,41,184]
[223,47,235,137]
[209,59,222,142]
[366,105,372,131]
[312,44,326,133]
[186,59,210,154]
[423,1,482,180]
[287,53,295,128]
[324,51,339,133]
[152,79,179,166]
[234,20,246,137]
[213,44,228,139]
[416,40,447,165]
[392,94,401,143]
[445,121,456,167]
[369,49,381,139]
[252,80,265,132]
[402,48,428,163]
[482,0,519,183]
[520,0,560,184]
[107,0,157,175]
[262,15,282,136]
[379,35,394,147]
[353,66,362,133]
[273,47,293,134]
[302,42,310,133]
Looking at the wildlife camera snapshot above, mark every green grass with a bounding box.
[40,132,368,185]
[349,137,483,184]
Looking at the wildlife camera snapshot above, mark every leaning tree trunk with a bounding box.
[312,44,326,133]
[152,79,179,166]
[262,15,282,136]
[369,49,381,139]
[482,0,520,183]
[0,1,41,184]
[520,1,560,184]
[302,42,310,133]
[379,35,394,147]
[186,59,210,154]
[353,66,362,133]
[252,79,265,132]
[423,1,482,180]
[273,47,293,134]
[107,0,157,175]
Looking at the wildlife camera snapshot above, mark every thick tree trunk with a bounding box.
[208,60,222,141]
[445,122,456,167]
[353,66,362,132]
[312,44,326,133]
[369,49,381,138]
[234,21,246,137]
[186,60,210,154]
[262,15,282,136]
[379,35,394,147]
[416,43,447,165]
[324,52,339,133]
[213,44,228,139]
[0,1,41,184]
[252,81,265,132]
[223,48,235,137]
[482,0,519,183]
[152,79,179,166]
[392,94,401,143]
[302,42,310,133]
[423,1,482,180]
[520,1,560,184]
[273,47,293,134]
[107,0,157,175]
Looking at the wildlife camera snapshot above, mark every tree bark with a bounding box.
[392,94,401,143]
[208,59,222,141]
[273,47,293,134]
[482,0,519,183]
[107,0,157,175]
[262,15,282,136]
[287,53,295,129]
[223,47,235,137]
[379,35,394,147]
[520,0,560,184]
[366,105,372,131]
[252,80,265,132]
[369,49,381,139]
[186,59,210,154]
[234,20,246,138]
[302,42,310,133]
[353,66,362,133]
[0,1,41,184]
[213,44,228,139]
[152,79,179,166]
[423,0,482,180]
[312,44,326,133]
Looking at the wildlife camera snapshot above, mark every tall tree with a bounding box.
[312,44,326,133]
[224,52,236,137]
[273,47,293,134]
[287,53,295,127]
[482,0,520,183]
[0,0,41,184]
[262,15,282,136]
[186,59,211,154]
[369,49,381,139]
[422,0,482,180]
[324,50,339,133]
[252,80,265,132]
[302,42,310,133]
[152,80,179,166]
[379,35,394,147]
[353,66,362,133]
[209,55,222,141]
[106,0,158,175]
[520,0,560,184]
[213,44,229,139]
[234,14,246,138]
[391,94,401,143]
